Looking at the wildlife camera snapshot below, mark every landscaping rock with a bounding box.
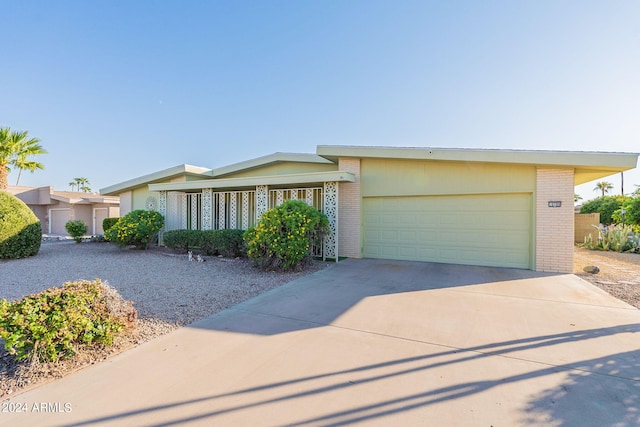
[583,265,600,274]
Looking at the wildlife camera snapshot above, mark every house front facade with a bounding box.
[101,146,638,273]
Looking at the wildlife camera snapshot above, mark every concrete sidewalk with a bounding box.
[2,259,639,426]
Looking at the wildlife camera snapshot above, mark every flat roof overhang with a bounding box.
[148,171,356,192]
[317,145,639,186]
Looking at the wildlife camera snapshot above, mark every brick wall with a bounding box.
[535,168,574,272]
[338,158,362,258]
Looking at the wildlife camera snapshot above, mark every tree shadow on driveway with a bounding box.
[63,323,640,426]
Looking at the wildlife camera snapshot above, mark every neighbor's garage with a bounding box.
[359,158,536,269]
[49,209,71,234]
[363,193,532,269]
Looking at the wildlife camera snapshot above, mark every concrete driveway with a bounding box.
[3,259,640,426]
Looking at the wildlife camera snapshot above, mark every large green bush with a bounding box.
[65,219,88,243]
[580,196,630,225]
[612,197,640,232]
[0,191,41,259]
[0,279,136,362]
[244,200,328,271]
[104,209,164,249]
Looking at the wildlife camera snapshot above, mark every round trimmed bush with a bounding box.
[244,200,328,271]
[104,209,164,249]
[0,191,42,259]
[65,219,88,243]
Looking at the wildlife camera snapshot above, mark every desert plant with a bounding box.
[0,279,136,362]
[244,200,328,271]
[65,219,88,243]
[582,224,635,252]
[0,191,41,259]
[102,217,120,234]
[104,209,164,249]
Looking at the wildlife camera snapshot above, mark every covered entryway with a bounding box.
[49,208,71,234]
[363,193,532,269]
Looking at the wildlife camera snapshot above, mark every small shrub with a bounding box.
[65,219,88,243]
[0,279,136,362]
[244,200,328,271]
[104,210,164,249]
[162,229,202,253]
[102,217,120,233]
[0,191,41,259]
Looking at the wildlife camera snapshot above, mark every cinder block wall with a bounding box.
[535,168,574,272]
[575,213,600,243]
[338,158,362,258]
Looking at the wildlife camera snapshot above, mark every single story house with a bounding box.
[101,146,638,273]
[8,186,120,235]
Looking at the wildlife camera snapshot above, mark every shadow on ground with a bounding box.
[62,323,640,426]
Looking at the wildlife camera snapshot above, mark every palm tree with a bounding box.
[574,193,582,203]
[593,181,613,197]
[0,127,46,190]
[72,177,91,193]
[68,180,78,191]
[13,135,47,185]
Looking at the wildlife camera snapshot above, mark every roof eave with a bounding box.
[149,171,355,192]
[101,164,212,195]
[212,152,336,178]
[317,145,639,170]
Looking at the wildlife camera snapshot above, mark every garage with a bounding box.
[363,193,532,269]
[49,209,71,235]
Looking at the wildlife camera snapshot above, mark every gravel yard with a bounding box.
[0,241,330,398]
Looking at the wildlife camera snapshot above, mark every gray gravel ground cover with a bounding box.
[0,241,329,397]
[1,241,328,325]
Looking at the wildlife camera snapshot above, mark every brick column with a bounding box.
[338,158,362,258]
[535,168,574,272]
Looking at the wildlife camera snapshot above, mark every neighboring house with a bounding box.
[7,186,120,235]
[100,146,638,273]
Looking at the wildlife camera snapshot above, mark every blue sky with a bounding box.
[2,1,638,201]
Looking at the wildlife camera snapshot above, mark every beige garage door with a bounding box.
[50,209,71,235]
[363,193,532,269]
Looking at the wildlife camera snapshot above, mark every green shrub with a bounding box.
[244,200,328,271]
[65,219,88,243]
[0,279,136,362]
[580,196,630,225]
[162,229,202,253]
[202,229,245,257]
[104,210,164,249]
[581,224,636,252]
[102,217,120,233]
[612,197,640,228]
[0,191,41,259]
[163,229,246,257]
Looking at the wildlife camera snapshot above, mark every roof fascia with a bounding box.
[149,171,355,192]
[100,164,212,195]
[316,145,638,170]
[212,152,335,178]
